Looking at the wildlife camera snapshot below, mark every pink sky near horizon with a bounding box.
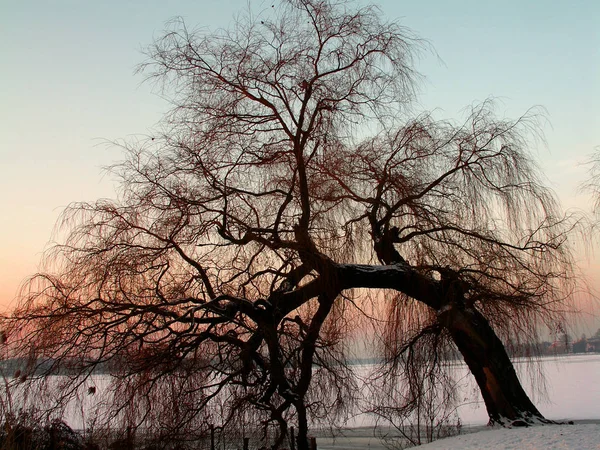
[1,1,599,335]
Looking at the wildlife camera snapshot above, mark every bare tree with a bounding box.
[582,147,600,216]
[3,1,577,448]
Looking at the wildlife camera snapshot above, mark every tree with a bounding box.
[583,148,600,215]
[3,1,576,448]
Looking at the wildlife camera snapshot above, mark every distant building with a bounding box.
[587,337,600,353]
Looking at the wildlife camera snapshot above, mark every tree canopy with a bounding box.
[3,1,577,449]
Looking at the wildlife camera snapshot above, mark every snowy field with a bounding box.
[413,353,600,449]
[453,354,600,424]
[315,422,600,449]
[414,423,600,449]
[6,354,599,449]
[316,354,600,449]
[342,354,600,427]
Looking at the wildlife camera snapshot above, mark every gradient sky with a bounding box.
[1,1,599,333]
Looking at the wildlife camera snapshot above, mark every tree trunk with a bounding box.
[296,403,310,450]
[339,262,551,427]
[438,304,546,426]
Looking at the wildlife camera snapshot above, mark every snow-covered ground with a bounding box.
[455,354,600,424]
[317,354,600,450]
[315,422,600,449]
[337,354,600,429]
[6,354,598,448]
[414,423,600,449]
[317,354,600,449]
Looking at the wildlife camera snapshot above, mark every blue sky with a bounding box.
[1,0,598,331]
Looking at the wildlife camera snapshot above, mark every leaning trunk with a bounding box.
[438,305,546,426]
[340,259,551,427]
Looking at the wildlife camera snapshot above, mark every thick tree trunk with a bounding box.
[339,262,551,427]
[438,304,546,426]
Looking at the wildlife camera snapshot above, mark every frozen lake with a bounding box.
[451,353,600,425]
[4,354,599,432]
[346,353,600,427]
[317,354,600,449]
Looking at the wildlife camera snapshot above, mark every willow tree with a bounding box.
[4,1,575,448]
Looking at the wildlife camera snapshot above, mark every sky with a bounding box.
[1,1,599,332]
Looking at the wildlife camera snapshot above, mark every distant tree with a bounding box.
[583,147,600,215]
[3,1,577,448]
[572,335,587,354]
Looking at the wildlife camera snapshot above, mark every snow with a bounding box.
[453,354,600,425]
[11,355,600,449]
[317,355,600,449]
[335,354,600,430]
[337,263,407,273]
[315,423,600,449]
[414,423,600,449]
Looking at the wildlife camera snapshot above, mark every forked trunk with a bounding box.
[438,304,546,426]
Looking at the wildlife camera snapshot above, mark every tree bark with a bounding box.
[438,304,546,426]
[339,262,549,426]
[293,294,335,450]
[296,402,310,450]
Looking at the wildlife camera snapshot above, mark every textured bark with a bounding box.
[439,305,545,425]
[339,262,548,426]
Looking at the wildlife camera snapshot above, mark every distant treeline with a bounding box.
[0,357,116,378]
[505,336,600,357]
[3,338,599,380]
